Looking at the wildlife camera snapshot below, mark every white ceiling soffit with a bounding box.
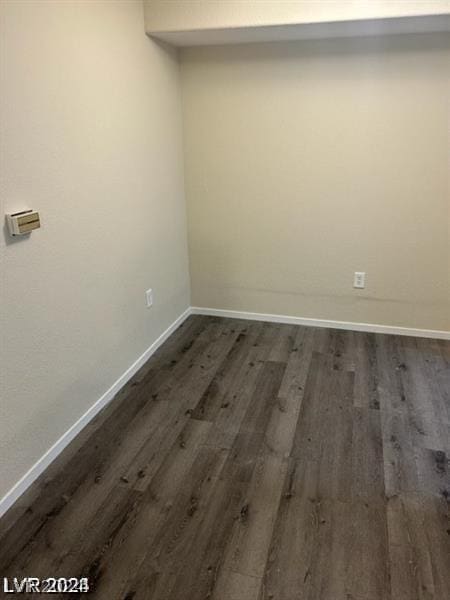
[149,14,450,47]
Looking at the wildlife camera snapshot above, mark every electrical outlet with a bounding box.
[353,272,366,289]
[145,288,153,307]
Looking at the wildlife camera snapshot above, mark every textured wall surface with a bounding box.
[182,33,450,331]
[145,0,450,32]
[0,0,190,499]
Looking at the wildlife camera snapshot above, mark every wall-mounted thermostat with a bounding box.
[6,210,41,236]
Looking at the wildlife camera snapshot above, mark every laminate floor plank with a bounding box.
[81,429,220,600]
[0,315,448,600]
[123,446,234,600]
[387,493,450,600]
[218,453,288,580]
[263,490,390,600]
[191,322,263,422]
[353,332,379,409]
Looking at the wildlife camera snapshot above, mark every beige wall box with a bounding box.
[6,210,41,236]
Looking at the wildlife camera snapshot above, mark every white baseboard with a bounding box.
[0,307,191,519]
[191,306,450,340]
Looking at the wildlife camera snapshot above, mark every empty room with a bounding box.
[0,1,449,598]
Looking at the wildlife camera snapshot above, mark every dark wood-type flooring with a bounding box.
[0,315,449,599]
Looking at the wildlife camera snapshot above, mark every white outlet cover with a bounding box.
[145,288,153,307]
[353,272,366,289]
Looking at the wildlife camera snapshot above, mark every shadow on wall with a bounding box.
[3,219,33,246]
[181,31,450,65]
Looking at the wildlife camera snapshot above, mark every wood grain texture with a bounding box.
[0,315,448,599]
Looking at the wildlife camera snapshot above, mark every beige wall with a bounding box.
[181,33,450,331]
[0,0,190,499]
[145,0,450,32]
